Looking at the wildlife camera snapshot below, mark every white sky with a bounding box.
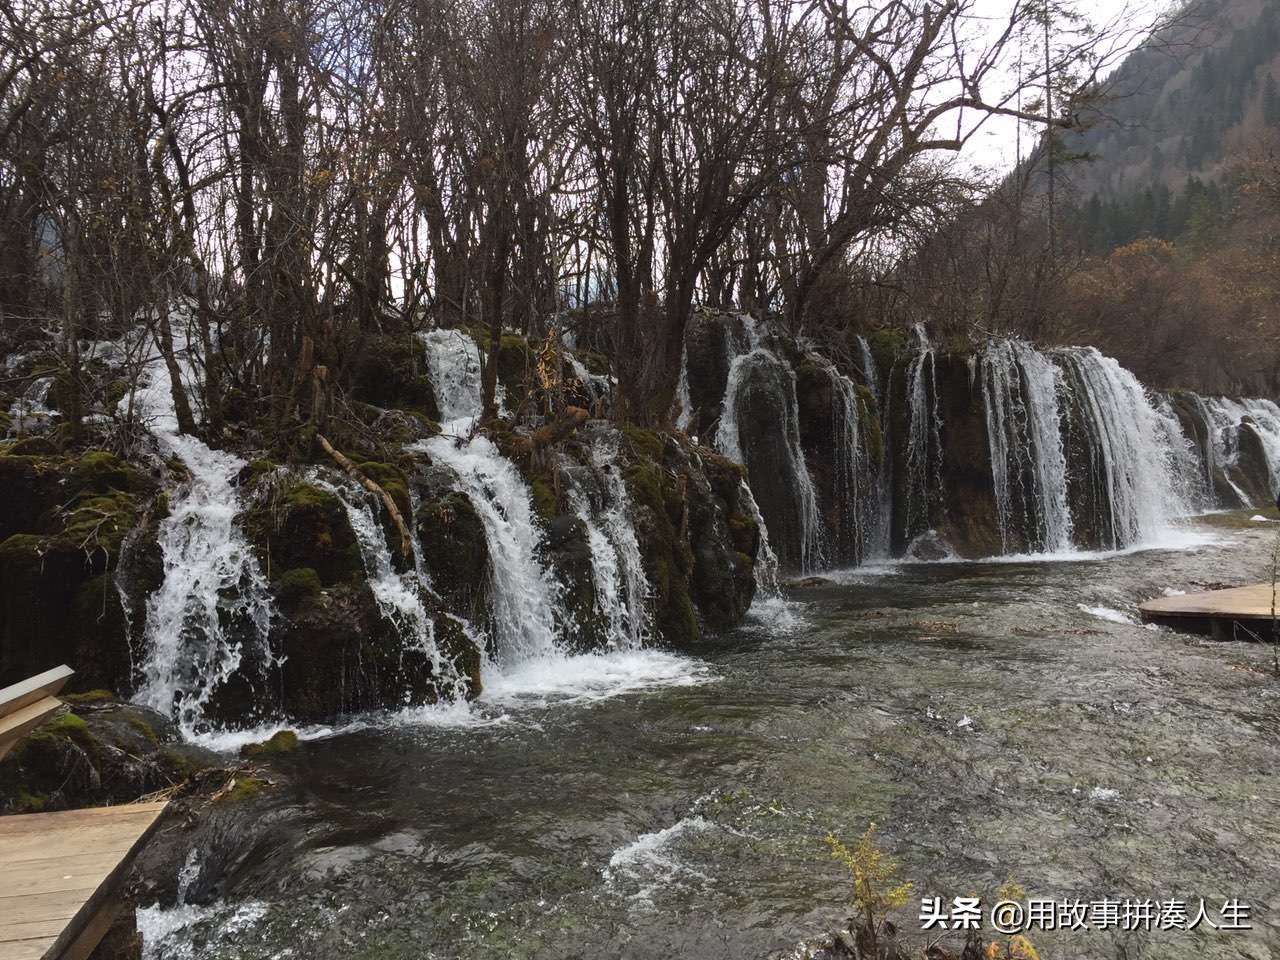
[961,0,1172,174]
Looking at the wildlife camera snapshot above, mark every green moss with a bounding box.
[12,788,47,813]
[71,450,137,493]
[62,689,116,704]
[726,511,759,555]
[866,328,909,369]
[621,425,665,464]
[126,716,160,747]
[104,379,130,406]
[624,463,665,514]
[41,711,90,739]
[0,533,45,559]
[856,388,884,465]
[160,746,199,779]
[219,774,267,803]
[61,490,139,548]
[240,729,299,758]
[277,567,322,603]
[7,437,56,456]
[284,482,340,511]
[530,477,558,521]
[575,350,610,377]
[241,458,278,487]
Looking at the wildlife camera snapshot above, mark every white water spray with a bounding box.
[981,339,1073,553]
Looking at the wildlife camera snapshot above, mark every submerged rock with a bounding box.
[0,700,218,813]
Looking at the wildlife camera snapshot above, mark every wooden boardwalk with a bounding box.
[0,802,169,960]
[1139,583,1280,638]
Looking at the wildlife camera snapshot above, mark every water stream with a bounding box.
[139,517,1280,960]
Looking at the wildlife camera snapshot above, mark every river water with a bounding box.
[143,515,1280,960]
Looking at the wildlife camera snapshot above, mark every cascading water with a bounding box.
[567,355,612,414]
[904,324,944,540]
[8,375,57,433]
[675,346,694,433]
[132,332,275,735]
[1053,346,1194,549]
[980,340,1073,554]
[811,353,884,565]
[314,475,470,702]
[1201,397,1280,502]
[420,328,503,428]
[856,336,880,406]
[563,432,652,649]
[739,482,781,597]
[414,434,562,665]
[716,317,825,572]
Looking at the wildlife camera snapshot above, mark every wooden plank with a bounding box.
[0,853,139,898]
[0,804,169,868]
[0,889,95,926]
[0,803,167,960]
[0,667,72,722]
[0,698,65,760]
[0,938,55,960]
[0,918,65,941]
[1140,583,1280,621]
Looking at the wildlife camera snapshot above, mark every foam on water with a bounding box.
[1077,604,1137,625]
[482,650,711,708]
[603,816,715,903]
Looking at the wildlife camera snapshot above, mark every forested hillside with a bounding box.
[1062,0,1280,251]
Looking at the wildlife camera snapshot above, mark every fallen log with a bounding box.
[317,433,414,559]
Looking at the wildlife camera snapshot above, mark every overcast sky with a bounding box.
[962,0,1172,173]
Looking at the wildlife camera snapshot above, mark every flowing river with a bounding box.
[142,516,1280,960]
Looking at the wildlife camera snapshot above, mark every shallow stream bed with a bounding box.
[145,517,1280,960]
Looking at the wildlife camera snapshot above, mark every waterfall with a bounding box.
[739,482,781,596]
[1053,346,1193,549]
[856,336,880,405]
[858,337,892,560]
[980,340,1073,554]
[716,350,824,576]
[7,375,57,432]
[563,432,652,648]
[809,353,884,565]
[1201,397,1280,502]
[1155,396,1213,511]
[414,433,562,664]
[420,328,503,428]
[904,324,943,539]
[674,346,693,433]
[716,339,825,572]
[132,334,275,735]
[314,475,470,702]
[567,355,612,412]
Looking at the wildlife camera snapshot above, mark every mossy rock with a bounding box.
[276,567,322,605]
[865,327,909,369]
[239,458,278,488]
[219,775,267,803]
[0,703,203,812]
[7,436,56,456]
[62,689,116,704]
[621,425,665,464]
[247,481,362,587]
[349,334,440,421]
[530,475,559,522]
[60,490,141,552]
[355,461,412,519]
[414,490,490,621]
[68,450,142,495]
[239,730,299,758]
